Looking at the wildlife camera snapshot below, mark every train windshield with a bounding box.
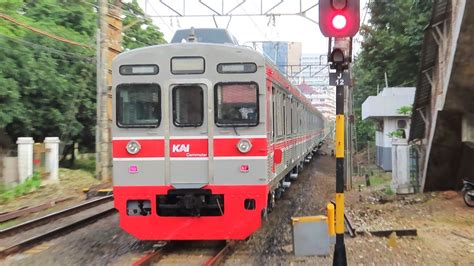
[116,84,161,128]
[173,85,204,127]
[215,83,258,127]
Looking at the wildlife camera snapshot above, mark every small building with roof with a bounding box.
[362,87,416,171]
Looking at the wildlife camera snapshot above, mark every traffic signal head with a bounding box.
[319,0,360,38]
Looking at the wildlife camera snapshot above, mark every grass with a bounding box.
[354,169,392,190]
[0,172,42,204]
[369,172,391,186]
[72,157,96,174]
[384,185,395,195]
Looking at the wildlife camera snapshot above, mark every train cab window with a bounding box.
[173,85,204,127]
[116,84,160,128]
[215,82,258,127]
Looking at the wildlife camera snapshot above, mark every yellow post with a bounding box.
[327,203,335,238]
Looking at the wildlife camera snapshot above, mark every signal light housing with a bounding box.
[319,0,360,38]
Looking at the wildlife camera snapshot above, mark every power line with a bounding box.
[79,0,158,47]
[0,33,95,61]
[0,12,94,49]
[0,45,94,65]
[0,33,93,59]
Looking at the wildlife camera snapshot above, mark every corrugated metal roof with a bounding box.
[409,0,451,141]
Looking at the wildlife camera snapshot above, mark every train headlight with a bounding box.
[126,140,141,155]
[237,139,252,153]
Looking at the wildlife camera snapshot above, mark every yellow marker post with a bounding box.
[327,203,335,238]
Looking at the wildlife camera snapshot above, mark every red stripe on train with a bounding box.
[112,134,321,158]
[214,138,268,157]
[112,139,164,158]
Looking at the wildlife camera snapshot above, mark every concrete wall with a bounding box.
[376,146,392,171]
[0,156,19,188]
[374,118,411,172]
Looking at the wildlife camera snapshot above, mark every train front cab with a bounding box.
[111,43,270,240]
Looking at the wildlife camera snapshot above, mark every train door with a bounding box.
[168,84,209,188]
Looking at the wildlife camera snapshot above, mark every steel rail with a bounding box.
[132,242,171,266]
[204,241,236,266]
[132,240,236,266]
[0,195,113,238]
[0,206,116,259]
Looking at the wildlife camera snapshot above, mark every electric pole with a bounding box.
[97,0,122,181]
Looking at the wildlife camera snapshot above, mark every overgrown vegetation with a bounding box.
[384,185,395,196]
[388,105,412,138]
[397,105,412,116]
[353,0,433,149]
[72,156,96,174]
[0,0,165,163]
[0,172,41,203]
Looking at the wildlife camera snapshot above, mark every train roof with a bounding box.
[170,28,239,45]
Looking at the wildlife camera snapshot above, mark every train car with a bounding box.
[111,28,326,240]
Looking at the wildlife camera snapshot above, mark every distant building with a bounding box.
[287,42,302,70]
[362,87,416,171]
[296,53,329,87]
[262,41,301,74]
[298,82,336,121]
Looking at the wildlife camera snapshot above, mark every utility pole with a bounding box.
[96,0,122,181]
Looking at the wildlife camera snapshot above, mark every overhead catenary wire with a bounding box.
[145,0,175,33]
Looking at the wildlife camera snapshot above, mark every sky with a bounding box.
[132,0,369,55]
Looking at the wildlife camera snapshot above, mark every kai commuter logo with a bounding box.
[172,144,190,153]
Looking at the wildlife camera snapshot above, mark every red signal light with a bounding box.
[332,15,347,30]
[319,0,360,38]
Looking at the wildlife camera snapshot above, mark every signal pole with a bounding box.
[97,0,122,181]
[319,1,360,265]
[335,84,346,264]
[330,47,348,266]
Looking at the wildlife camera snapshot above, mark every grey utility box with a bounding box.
[291,215,330,256]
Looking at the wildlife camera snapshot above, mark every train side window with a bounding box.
[279,92,284,137]
[289,100,293,134]
[283,105,286,136]
[116,84,160,128]
[173,85,204,127]
[272,87,276,140]
[215,82,259,127]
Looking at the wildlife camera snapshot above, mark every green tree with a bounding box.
[353,0,432,149]
[0,0,165,157]
[122,0,166,50]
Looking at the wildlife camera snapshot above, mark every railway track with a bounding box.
[0,195,116,259]
[133,240,236,266]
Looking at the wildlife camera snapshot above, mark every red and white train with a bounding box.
[112,29,327,240]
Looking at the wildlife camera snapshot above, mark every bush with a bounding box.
[73,157,96,174]
[0,172,42,203]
